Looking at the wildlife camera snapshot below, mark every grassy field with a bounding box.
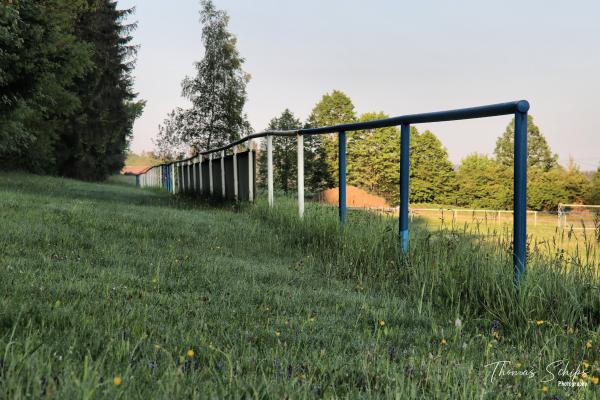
[382,204,600,262]
[1,172,599,399]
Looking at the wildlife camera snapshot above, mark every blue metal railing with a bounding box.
[138,100,530,283]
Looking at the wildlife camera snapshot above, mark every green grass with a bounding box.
[1,172,599,399]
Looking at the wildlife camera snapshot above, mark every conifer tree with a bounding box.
[58,0,144,180]
[410,130,457,204]
[494,115,558,171]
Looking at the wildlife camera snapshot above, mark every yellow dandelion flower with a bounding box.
[379,320,385,327]
[535,320,544,326]
[440,338,447,345]
[581,372,589,380]
[586,340,593,349]
[542,386,548,393]
[275,330,281,337]
[582,360,590,369]
[491,331,500,339]
[187,349,194,358]
[591,376,599,385]
[113,376,122,386]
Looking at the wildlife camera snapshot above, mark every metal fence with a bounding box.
[137,100,530,283]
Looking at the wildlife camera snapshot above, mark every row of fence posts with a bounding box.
[138,144,257,201]
[136,100,529,284]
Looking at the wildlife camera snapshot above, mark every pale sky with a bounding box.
[119,0,600,170]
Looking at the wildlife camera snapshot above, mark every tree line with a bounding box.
[0,0,144,180]
[155,1,599,211]
[258,90,599,211]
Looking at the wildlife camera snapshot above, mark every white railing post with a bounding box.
[172,164,175,193]
[233,147,238,201]
[248,140,254,202]
[267,135,273,207]
[297,133,304,218]
[221,150,226,198]
[209,154,213,195]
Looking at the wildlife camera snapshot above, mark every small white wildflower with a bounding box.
[455,318,462,328]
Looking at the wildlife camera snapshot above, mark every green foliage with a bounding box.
[125,151,162,167]
[456,154,512,209]
[494,115,558,171]
[563,160,591,204]
[586,166,600,205]
[306,90,356,187]
[0,0,143,179]
[0,0,91,172]
[57,0,145,180]
[155,0,251,158]
[409,129,457,204]
[259,109,300,193]
[528,161,590,211]
[346,112,399,204]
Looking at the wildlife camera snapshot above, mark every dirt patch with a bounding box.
[319,185,389,209]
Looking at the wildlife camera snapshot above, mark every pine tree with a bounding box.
[156,0,251,156]
[57,0,144,180]
[410,130,457,204]
[0,0,91,172]
[494,115,558,171]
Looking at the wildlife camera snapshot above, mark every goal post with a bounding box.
[558,203,600,230]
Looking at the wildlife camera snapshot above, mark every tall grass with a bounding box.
[246,196,599,334]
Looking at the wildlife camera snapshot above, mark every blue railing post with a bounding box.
[513,101,529,283]
[399,124,410,254]
[339,131,347,225]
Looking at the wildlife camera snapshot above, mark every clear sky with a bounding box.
[119,0,599,170]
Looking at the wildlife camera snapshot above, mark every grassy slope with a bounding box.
[0,172,599,399]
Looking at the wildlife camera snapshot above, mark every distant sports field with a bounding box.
[1,172,599,399]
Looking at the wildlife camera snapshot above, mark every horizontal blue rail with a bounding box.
[141,100,529,284]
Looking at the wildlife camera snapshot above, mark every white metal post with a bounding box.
[267,135,273,207]
[233,147,238,200]
[171,164,175,193]
[221,150,226,198]
[248,140,254,202]
[209,154,213,195]
[297,134,304,218]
